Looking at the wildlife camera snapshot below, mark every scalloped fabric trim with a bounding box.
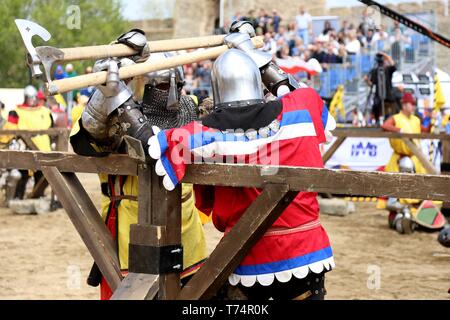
[228,256,335,287]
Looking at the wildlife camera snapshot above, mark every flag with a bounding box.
[433,74,446,111]
[275,58,322,75]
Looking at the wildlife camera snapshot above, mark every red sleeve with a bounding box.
[193,184,214,216]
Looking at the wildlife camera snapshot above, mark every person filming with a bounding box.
[365,51,397,123]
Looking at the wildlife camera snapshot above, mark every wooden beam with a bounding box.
[402,138,439,175]
[178,184,298,300]
[20,135,39,151]
[28,176,48,199]
[129,167,182,300]
[40,166,123,291]
[110,273,159,300]
[322,137,346,163]
[0,128,69,137]
[55,130,69,152]
[183,164,450,201]
[0,150,140,175]
[332,128,450,140]
[137,163,153,225]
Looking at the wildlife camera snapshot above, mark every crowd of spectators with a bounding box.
[180,6,416,97]
[227,6,413,71]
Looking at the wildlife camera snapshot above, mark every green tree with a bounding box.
[0,0,130,88]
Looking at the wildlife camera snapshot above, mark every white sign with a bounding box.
[324,137,393,171]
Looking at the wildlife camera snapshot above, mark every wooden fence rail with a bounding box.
[0,128,70,152]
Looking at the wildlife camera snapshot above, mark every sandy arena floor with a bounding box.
[0,173,448,300]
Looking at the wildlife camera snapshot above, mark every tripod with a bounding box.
[376,64,386,125]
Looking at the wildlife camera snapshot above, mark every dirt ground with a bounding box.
[0,173,448,300]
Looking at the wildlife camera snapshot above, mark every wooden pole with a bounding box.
[40,167,123,290]
[151,173,182,300]
[322,137,346,163]
[402,138,439,175]
[47,37,264,95]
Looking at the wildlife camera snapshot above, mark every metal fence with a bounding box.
[310,11,437,121]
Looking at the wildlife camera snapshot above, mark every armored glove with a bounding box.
[81,58,152,152]
[115,29,150,63]
[229,20,256,37]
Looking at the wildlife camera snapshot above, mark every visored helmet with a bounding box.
[140,52,185,111]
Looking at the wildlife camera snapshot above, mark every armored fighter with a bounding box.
[147,30,337,300]
[69,29,207,299]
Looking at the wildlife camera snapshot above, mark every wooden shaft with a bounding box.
[322,137,346,163]
[59,35,227,61]
[47,36,264,95]
[332,128,450,140]
[402,138,439,175]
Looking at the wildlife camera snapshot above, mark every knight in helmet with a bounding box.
[69,29,207,299]
[7,85,53,201]
[130,52,199,129]
[147,31,337,299]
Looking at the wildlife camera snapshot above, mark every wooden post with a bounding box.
[441,140,450,210]
[56,129,69,152]
[178,183,298,300]
[151,172,182,300]
[124,161,182,300]
[402,138,439,174]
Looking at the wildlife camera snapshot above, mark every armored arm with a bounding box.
[73,29,152,155]
[226,25,300,96]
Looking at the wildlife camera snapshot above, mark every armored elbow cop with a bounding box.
[81,81,152,152]
[261,62,300,95]
[224,33,299,96]
[81,80,132,144]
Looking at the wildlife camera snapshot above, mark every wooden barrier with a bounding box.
[0,149,449,299]
[0,128,70,152]
[0,128,70,199]
[326,128,450,175]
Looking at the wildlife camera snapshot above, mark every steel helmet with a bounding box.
[398,156,415,173]
[24,85,37,99]
[211,48,264,108]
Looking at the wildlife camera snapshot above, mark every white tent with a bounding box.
[0,88,24,112]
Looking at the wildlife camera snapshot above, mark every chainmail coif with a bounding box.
[142,87,198,129]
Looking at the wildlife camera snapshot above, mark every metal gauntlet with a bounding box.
[81,59,133,145]
[261,62,300,96]
[224,32,299,95]
[115,99,152,150]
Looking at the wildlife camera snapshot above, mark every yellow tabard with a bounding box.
[15,106,52,151]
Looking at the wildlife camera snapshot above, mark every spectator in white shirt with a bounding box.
[345,30,361,54]
[295,6,312,45]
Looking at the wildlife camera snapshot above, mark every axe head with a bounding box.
[15,19,51,79]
